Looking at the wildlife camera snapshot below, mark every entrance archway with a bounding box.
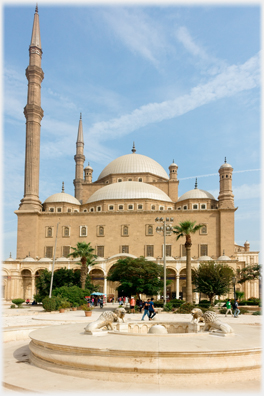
[21,269,32,300]
[89,269,104,293]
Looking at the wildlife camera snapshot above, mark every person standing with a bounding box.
[225,299,232,316]
[138,299,143,313]
[233,299,240,317]
[148,298,156,320]
[130,296,135,313]
[141,299,150,320]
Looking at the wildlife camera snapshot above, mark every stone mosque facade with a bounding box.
[2,8,259,302]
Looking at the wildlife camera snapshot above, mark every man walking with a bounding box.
[225,299,232,316]
[233,299,240,317]
[141,299,150,320]
[148,297,156,320]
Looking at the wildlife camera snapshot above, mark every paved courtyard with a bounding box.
[2,302,262,395]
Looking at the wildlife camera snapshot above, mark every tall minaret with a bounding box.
[19,5,44,211]
[74,113,85,200]
[218,157,234,208]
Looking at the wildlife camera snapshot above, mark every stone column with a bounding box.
[103,277,107,296]
[176,275,180,299]
[32,275,35,299]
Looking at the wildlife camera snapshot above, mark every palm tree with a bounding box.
[68,242,97,289]
[173,221,203,303]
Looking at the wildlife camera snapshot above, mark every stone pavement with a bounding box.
[2,302,262,394]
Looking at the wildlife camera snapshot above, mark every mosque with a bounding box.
[2,7,259,302]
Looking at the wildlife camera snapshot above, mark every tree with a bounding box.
[107,256,171,299]
[35,268,98,300]
[68,242,97,289]
[192,261,234,305]
[173,220,203,303]
[236,264,261,284]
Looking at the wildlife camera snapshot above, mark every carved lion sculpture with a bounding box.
[202,311,234,334]
[84,311,118,333]
[113,307,126,323]
[191,308,204,323]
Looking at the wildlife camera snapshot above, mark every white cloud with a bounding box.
[175,26,227,75]
[87,53,260,142]
[233,183,261,200]
[102,8,171,68]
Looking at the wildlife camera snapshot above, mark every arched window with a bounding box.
[148,225,153,235]
[81,226,87,236]
[99,226,104,236]
[123,226,128,236]
[64,227,70,237]
[47,227,52,237]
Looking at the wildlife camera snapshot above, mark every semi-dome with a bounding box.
[44,192,80,205]
[217,254,231,261]
[177,188,216,202]
[97,153,169,181]
[86,181,173,204]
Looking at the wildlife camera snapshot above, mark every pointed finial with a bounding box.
[194,178,198,189]
[88,162,90,166]
[80,112,82,120]
[131,142,136,153]
[173,159,174,163]
[35,3,38,13]
[29,252,30,257]
[224,157,227,163]
[62,181,65,193]
[223,249,225,255]
[9,252,12,258]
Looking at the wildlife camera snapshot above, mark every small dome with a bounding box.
[84,162,93,170]
[86,181,172,204]
[217,255,230,261]
[97,153,169,181]
[22,257,35,262]
[44,192,80,205]
[56,257,69,262]
[220,163,232,169]
[169,161,178,168]
[177,188,216,202]
[198,256,212,261]
[38,257,52,262]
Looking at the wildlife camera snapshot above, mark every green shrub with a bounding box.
[10,304,16,309]
[52,286,91,306]
[154,301,165,308]
[170,299,184,308]
[219,307,227,314]
[163,302,173,311]
[252,311,261,315]
[42,296,62,311]
[239,307,249,314]
[33,294,43,303]
[12,298,25,307]
[198,299,211,308]
[246,300,259,306]
[237,300,247,306]
[176,302,196,314]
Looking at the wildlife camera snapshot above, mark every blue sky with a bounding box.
[2,1,261,260]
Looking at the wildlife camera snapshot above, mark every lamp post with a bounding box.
[232,276,236,300]
[155,217,174,308]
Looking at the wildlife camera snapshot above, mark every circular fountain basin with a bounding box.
[29,321,261,384]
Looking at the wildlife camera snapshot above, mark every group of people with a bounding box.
[141,298,157,321]
[225,299,240,317]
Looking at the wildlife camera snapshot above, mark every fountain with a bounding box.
[29,309,261,385]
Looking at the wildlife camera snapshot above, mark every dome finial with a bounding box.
[131,142,136,153]
[88,161,90,166]
[80,112,82,120]
[223,249,225,255]
[224,157,227,163]
[35,3,38,13]
[9,252,12,258]
[194,178,198,189]
[62,181,65,193]
[173,159,174,163]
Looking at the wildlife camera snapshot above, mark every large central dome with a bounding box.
[97,153,169,181]
[86,182,172,203]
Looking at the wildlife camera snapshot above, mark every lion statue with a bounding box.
[113,307,126,323]
[202,311,234,334]
[190,308,204,323]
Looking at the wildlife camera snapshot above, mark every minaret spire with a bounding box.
[19,6,44,211]
[74,114,85,200]
[131,142,136,153]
